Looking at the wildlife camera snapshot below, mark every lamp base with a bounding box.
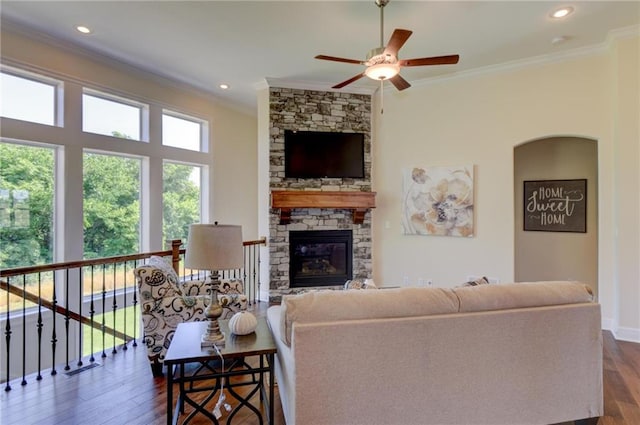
[201,332,226,348]
[201,270,226,348]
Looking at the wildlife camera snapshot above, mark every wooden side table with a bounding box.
[164,317,277,425]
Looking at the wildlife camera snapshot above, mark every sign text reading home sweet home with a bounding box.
[523,179,587,233]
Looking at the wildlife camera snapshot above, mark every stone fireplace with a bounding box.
[267,87,373,301]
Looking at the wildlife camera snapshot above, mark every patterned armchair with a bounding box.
[134,256,248,377]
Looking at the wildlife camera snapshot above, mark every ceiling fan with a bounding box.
[315,0,459,91]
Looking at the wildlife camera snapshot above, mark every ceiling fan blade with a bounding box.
[389,74,411,91]
[383,29,413,56]
[315,55,364,65]
[332,73,366,89]
[399,55,460,67]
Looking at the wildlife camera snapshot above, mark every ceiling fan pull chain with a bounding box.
[380,80,384,114]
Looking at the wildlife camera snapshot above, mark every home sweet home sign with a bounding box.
[523,179,587,233]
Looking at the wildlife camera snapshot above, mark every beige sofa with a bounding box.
[266,281,602,425]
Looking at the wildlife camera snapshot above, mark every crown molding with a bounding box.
[409,24,640,90]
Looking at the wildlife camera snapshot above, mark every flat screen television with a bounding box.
[284,130,365,179]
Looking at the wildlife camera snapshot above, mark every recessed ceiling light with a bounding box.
[76,25,92,34]
[550,7,574,19]
[219,84,230,90]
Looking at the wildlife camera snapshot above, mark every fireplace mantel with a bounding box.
[271,190,376,225]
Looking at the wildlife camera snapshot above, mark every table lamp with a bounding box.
[184,223,243,347]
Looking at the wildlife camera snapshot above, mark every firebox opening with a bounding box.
[289,230,353,288]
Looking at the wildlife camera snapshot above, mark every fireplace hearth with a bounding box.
[289,230,353,288]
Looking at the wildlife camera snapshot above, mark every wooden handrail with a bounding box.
[0,238,267,278]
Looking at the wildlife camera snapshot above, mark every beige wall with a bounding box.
[1,28,258,242]
[514,138,598,295]
[372,32,639,341]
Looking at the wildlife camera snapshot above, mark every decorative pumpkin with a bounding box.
[229,311,258,336]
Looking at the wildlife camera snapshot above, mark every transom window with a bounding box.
[162,111,206,152]
[0,70,60,126]
[82,90,146,141]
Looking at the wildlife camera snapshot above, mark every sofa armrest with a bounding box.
[218,293,248,319]
[219,279,244,295]
[140,294,208,364]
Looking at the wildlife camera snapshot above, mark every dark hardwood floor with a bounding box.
[1,302,638,425]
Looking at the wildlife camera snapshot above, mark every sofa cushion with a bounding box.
[461,276,489,287]
[279,287,460,346]
[453,281,594,313]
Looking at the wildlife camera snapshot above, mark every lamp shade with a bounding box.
[184,224,243,271]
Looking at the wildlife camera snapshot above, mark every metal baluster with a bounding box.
[244,245,254,305]
[132,260,138,348]
[257,243,262,303]
[64,269,70,371]
[112,264,117,354]
[4,276,12,391]
[21,275,27,385]
[36,273,43,380]
[111,264,118,354]
[89,265,95,363]
[101,264,106,359]
[51,271,58,376]
[122,261,128,351]
[77,267,83,367]
[253,244,257,304]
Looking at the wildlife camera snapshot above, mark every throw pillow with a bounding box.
[148,255,180,286]
[344,279,378,290]
[462,276,489,287]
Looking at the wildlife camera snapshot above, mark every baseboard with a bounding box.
[601,317,640,343]
[601,317,614,331]
[612,326,640,343]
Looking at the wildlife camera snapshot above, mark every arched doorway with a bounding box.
[514,137,598,296]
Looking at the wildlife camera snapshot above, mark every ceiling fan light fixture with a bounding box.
[365,63,400,81]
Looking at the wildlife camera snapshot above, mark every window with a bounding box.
[83,151,141,259]
[82,90,144,141]
[162,111,205,151]
[163,162,201,242]
[0,141,55,313]
[0,70,59,126]
[0,141,55,268]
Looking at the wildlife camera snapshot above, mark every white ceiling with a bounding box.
[2,1,639,114]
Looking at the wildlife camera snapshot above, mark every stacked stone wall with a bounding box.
[269,88,372,301]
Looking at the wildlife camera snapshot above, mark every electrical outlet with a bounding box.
[417,278,433,287]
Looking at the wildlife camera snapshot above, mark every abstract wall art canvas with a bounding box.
[402,165,474,237]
